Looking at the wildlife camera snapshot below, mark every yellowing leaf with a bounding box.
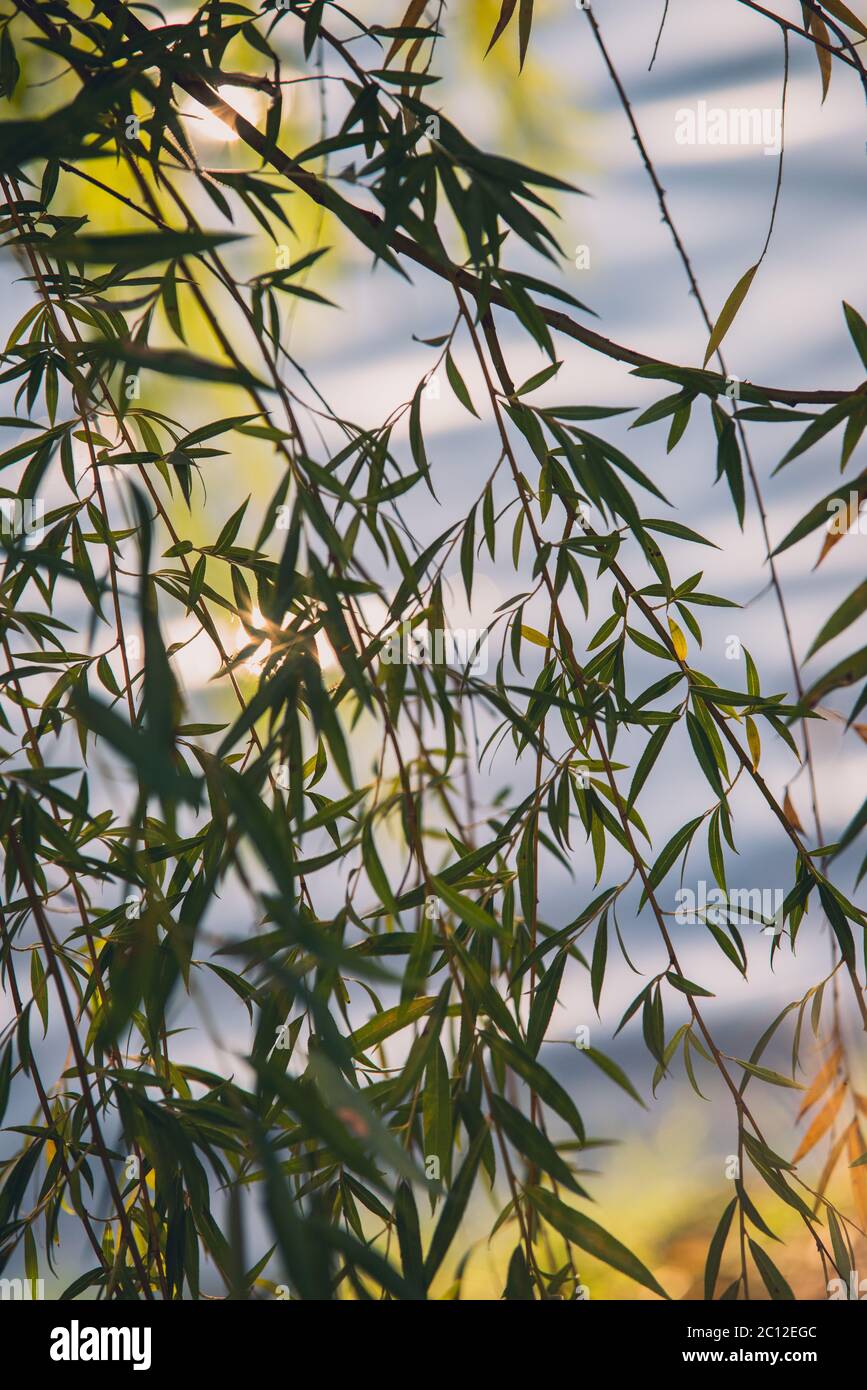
[521,624,552,648]
[703,264,758,366]
[745,714,761,771]
[822,0,867,42]
[668,616,687,662]
[810,13,833,101]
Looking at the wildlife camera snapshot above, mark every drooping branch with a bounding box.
[34,0,862,408]
[735,0,867,97]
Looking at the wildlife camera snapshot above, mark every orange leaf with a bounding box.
[848,1121,867,1227]
[812,1125,850,1214]
[797,1044,842,1121]
[815,488,866,568]
[792,1083,846,1164]
[783,787,804,834]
